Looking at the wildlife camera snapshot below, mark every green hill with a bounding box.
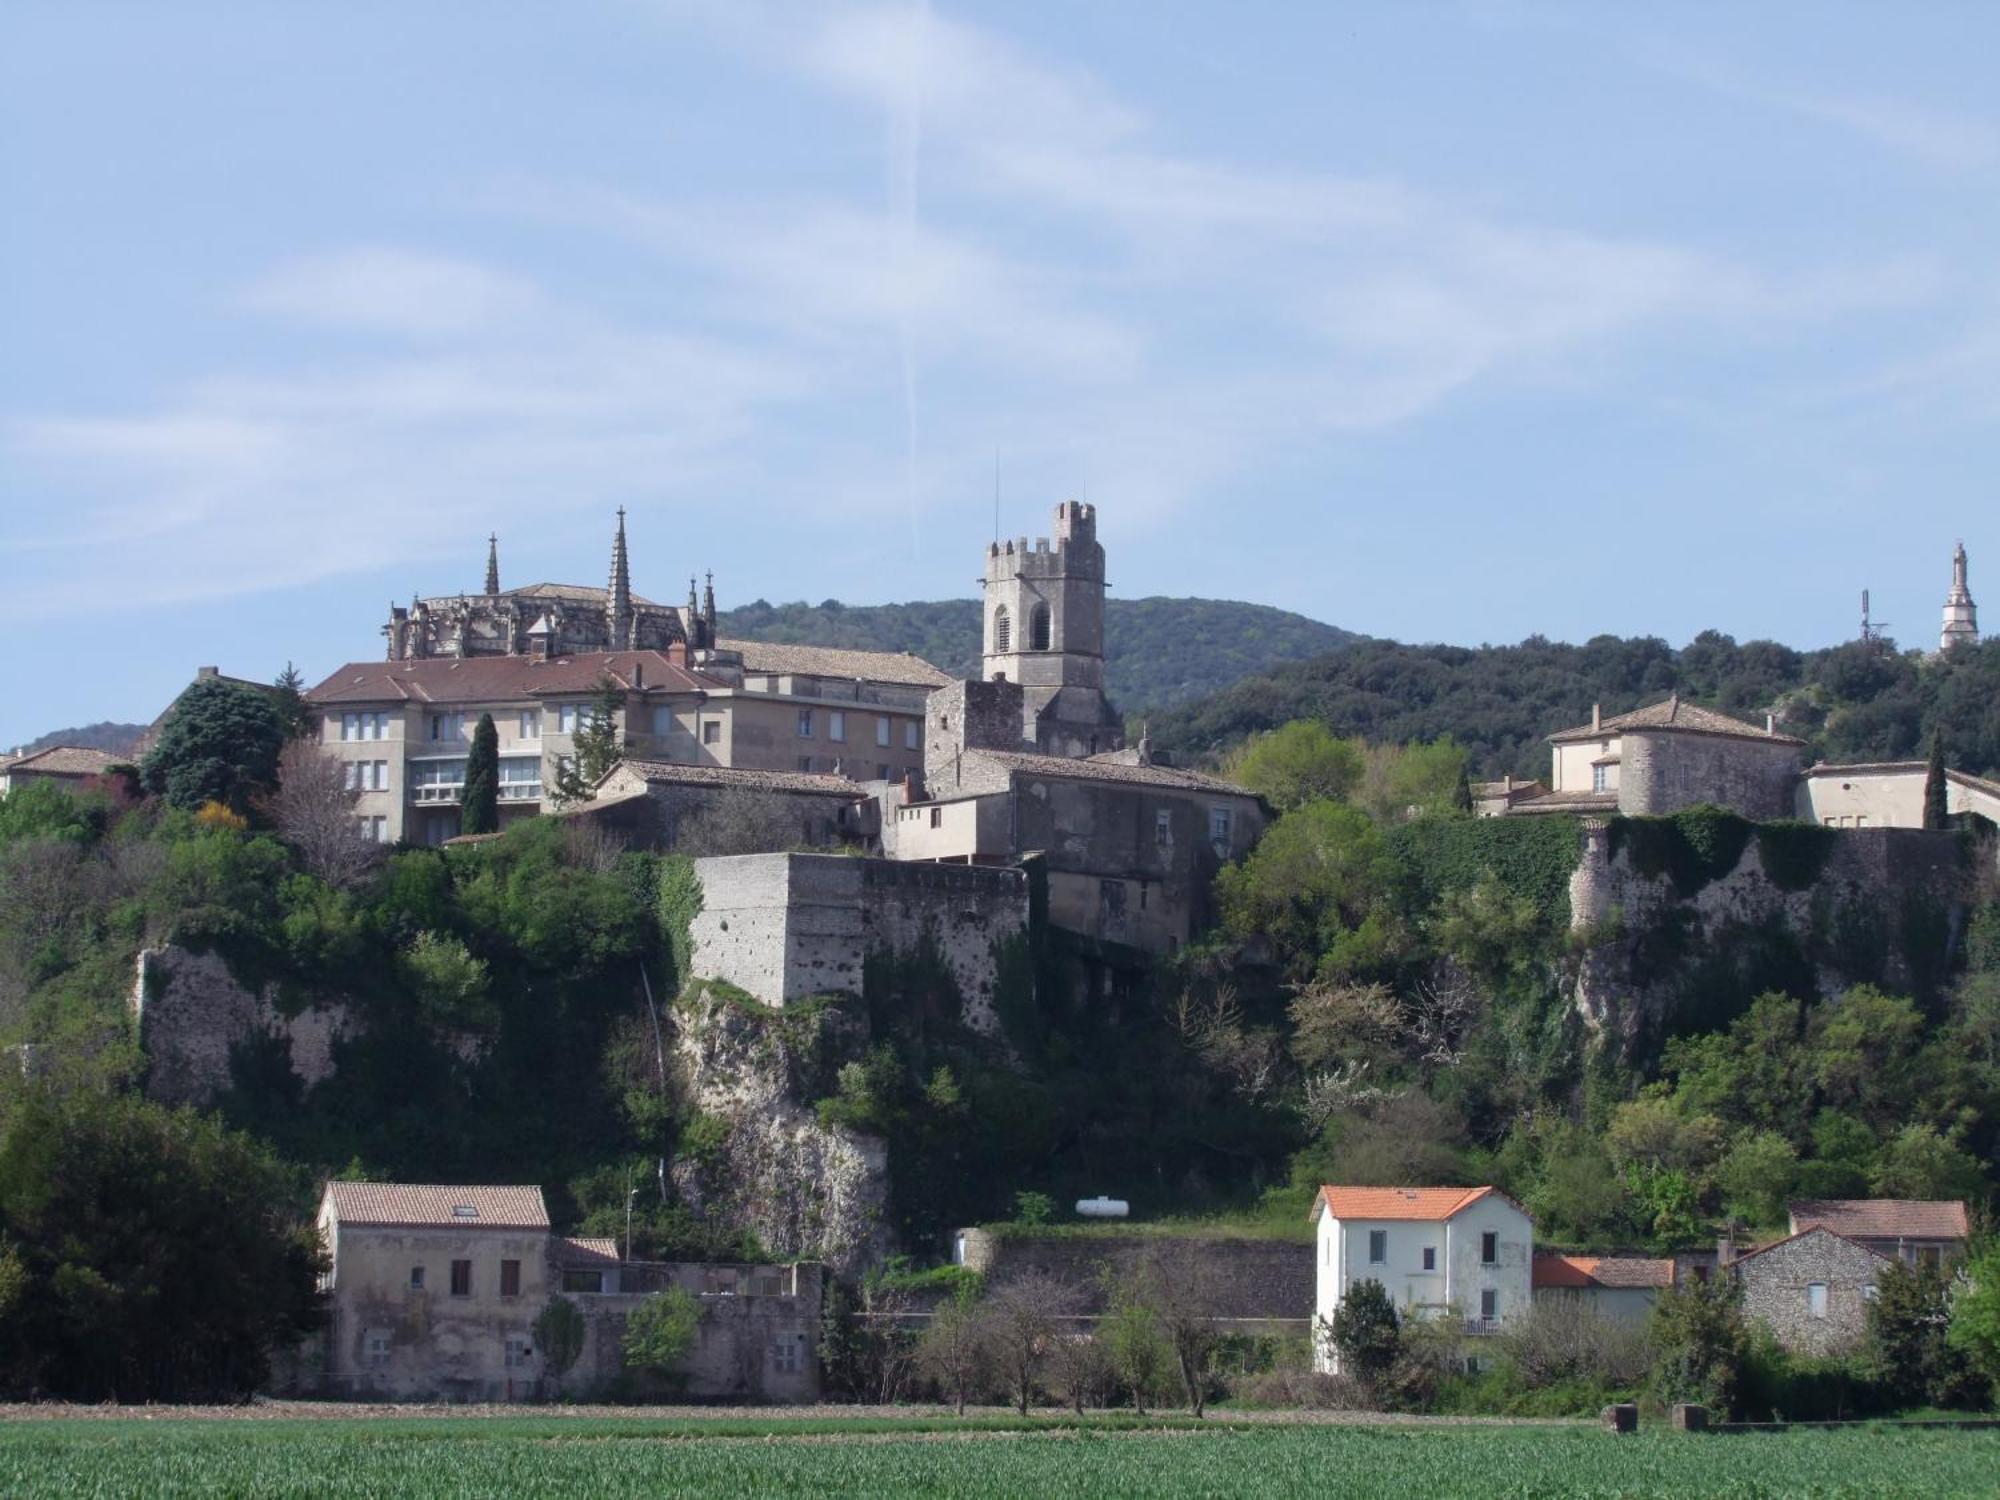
[716,596,1357,712]
[8,722,146,758]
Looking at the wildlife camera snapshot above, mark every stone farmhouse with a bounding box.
[315,1181,820,1403]
[1786,1198,1970,1268]
[1311,1185,1533,1373]
[1728,1226,1889,1359]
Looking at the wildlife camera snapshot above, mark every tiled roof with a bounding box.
[1533,1253,1674,1290]
[553,1235,621,1267]
[612,759,871,798]
[323,1182,549,1229]
[1801,763,2000,801]
[715,638,954,689]
[4,746,126,776]
[1550,697,1804,747]
[306,652,721,706]
[1730,1224,1888,1267]
[970,749,1255,796]
[1789,1199,1970,1242]
[1507,790,1619,816]
[1472,780,1546,799]
[1312,1185,1514,1223]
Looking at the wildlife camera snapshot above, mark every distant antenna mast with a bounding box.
[994,451,1000,545]
[1860,588,1891,643]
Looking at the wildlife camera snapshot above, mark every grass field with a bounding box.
[1,1414,1994,1498]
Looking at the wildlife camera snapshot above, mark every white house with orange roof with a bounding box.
[1311,1185,1533,1372]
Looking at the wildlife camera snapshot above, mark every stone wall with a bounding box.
[687,853,1028,1030]
[1735,1229,1885,1357]
[1618,730,1803,819]
[131,945,355,1108]
[565,1264,822,1402]
[951,1228,1313,1327]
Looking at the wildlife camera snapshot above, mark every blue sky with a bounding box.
[4,1,1996,747]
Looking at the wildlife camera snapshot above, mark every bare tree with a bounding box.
[266,740,383,888]
[561,815,628,873]
[858,1283,919,1404]
[1132,1244,1224,1418]
[1405,962,1484,1074]
[915,1286,991,1415]
[1045,1329,1112,1415]
[984,1272,1077,1415]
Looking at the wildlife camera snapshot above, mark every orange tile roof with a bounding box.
[1533,1253,1674,1290]
[322,1182,549,1230]
[554,1235,621,1266]
[1312,1185,1511,1222]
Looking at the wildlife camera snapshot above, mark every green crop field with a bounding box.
[0,1415,1994,1498]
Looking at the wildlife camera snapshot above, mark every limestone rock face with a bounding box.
[669,987,891,1278]
[131,945,355,1107]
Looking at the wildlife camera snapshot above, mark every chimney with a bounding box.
[1765,713,1775,736]
[634,662,645,691]
[1591,703,1601,732]
[1715,1231,1738,1269]
[197,666,219,680]
[1503,773,1513,793]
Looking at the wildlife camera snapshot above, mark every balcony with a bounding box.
[1462,1317,1502,1337]
[499,782,542,802]
[412,784,463,805]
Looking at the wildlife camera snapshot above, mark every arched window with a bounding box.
[992,605,1011,654]
[1028,602,1052,652]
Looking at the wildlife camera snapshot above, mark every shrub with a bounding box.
[622,1286,699,1375]
[534,1295,587,1377]
[1328,1279,1400,1394]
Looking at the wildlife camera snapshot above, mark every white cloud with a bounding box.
[238,247,551,338]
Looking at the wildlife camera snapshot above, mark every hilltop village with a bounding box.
[2,504,1998,1421]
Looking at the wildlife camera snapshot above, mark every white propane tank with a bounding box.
[1075,1196,1129,1219]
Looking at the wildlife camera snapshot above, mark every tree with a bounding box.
[0,1087,324,1401]
[1045,1328,1110,1415]
[1224,721,1364,811]
[1100,1276,1174,1413]
[267,740,382,887]
[1716,1131,1799,1230]
[1132,1244,1224,1418]
[984,1271,1073,1414]
[552,676,626,806]
[1648,1276,1750,1415]
[1214,800,1403,980]
[140,676,287,812]
[915,1284,991,1415]
[399,931,495,1031]
[272,662,314,741]
[1870,1124,1987,1201]
[622,1286,699,1375]
[1923,729,1948,831]
[1946,1246,2000,1395]
[534,1295,587,1378]
[461,713,500,836]
[1868,1258,1978,1410]
[1327,1278,1400,1395]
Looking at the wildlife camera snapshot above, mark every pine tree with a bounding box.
[271,662,313,741]
[1922,729,1948,831]
[461,713,500,835]
[553,675,625,805]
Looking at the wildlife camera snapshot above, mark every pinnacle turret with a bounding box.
[484,534,500,596]
[608,508,633,648]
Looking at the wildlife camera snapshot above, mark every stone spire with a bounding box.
[608,508,633,648]
[484,533,500,596]
[703,570,717,635]
[1941,539,1979,653]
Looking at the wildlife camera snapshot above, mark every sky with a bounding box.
[3,1,1996,747]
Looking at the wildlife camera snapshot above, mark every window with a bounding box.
[797,709,814,738]
[829,711,846,743]
[450,1260,472,1297]
[798,755,815,773]
[1807,1283,1828,1319]
[345,761,362,791]
[993,605,1011,653]
[1155,808,1173,846]
[702,720,721,745]
[349,760,387,793]
[1480,1289,1498,1322]
[1422,1247,1437,1271]
[505,1337,534,1369]
[409,1266,425,1291]
[1592,764,1609,793]
[876,716,892,747]
[428,712,463,742]
[652,705,675,736]
[1481,1231,1498,1265]
[500,1260,521,1298]
[905,721,920,751]
[877,763,891,780]
[519,709,540,739]
[1854,814,1868,828]
[770,1335,805,1374]
[1368,1230,1387,1264]
[365,1330,393,1367]
[365,816,387,842]
[929,806,942,829]
[562,1269,605,1294]
[1028,602,1052,651]
[1208,806,1234,845]
[341,711,388,742]
[558,703,595,735]
[1863,1284,1879,1304]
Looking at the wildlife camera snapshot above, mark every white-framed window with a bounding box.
[504,1336,533,1369]
[1368,1230,1387,1263]
[876,716,891,747]
[1155,808,1173,846]
[905,721,920,751]
[1208,806,1233,845]
[345,761,362,791]
[518,709,540,740]
[428,712,463,742]
[368,816,388,842]
[797,709,814,738]
[557,703,594,735]
[770,1335,805,1374]
[829,711,846,743]
[1592,764,1609,793]
[498,758,541,800]
[1807,1283,1828,1319]
[340,711,389,742]
[365,1330,393,1368]
[349,760,387,793]
[1480,1289,1498,1321]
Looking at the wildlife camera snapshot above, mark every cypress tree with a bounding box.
[461,713,500,835]
[1922,729,1948,831]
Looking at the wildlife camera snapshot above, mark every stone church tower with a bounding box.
[1941,540,1979,653]
[981,501,1124,757]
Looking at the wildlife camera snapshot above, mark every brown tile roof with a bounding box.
[1730,1224,1888,1267]
[553,1235,621,1267]
[715,638,954,689]
[611,759,871,798]
[1507,790,1619,816]
[1789,1199,1970,1242]
[1313,1185,1518,1223]
[1533,1253,1675,1290]
[4,746,126,777]
[1550,697,1804,747]
[970,749,1255,796]
[1472,780,1547,799]
[306,652,720,707]
[322,1182,549,1229]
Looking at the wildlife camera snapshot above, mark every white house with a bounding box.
[1311,1185,1533,1373]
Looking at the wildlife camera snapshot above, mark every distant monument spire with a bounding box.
[703,570,717,633]
[608,508,633,648]
[484,533,500,596]
[1941,539,1979,653]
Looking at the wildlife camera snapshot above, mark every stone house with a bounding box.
[1787,1199,1970,1268]
[1797,764,2000,831]
[1730,1225,1889,1357]
[0,745,125,794]
[314,1182,822,1402]
[1311,1186,1533,1373]
[1531,1253,1675,1325]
